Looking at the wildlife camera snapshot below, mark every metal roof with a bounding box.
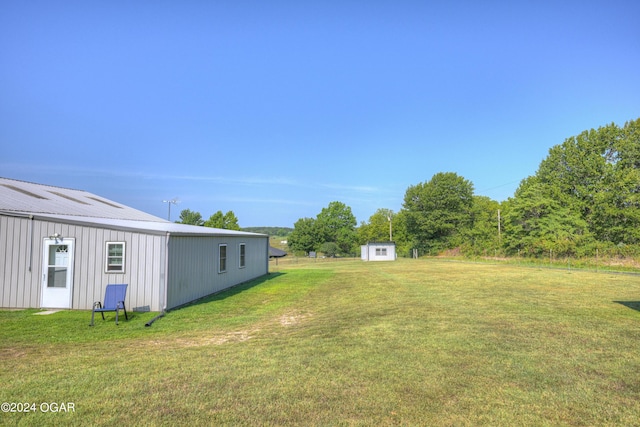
[0,177,160,221]
[0,177,265,238]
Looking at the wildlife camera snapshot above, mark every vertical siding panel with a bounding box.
[128,232,137,309]
[16,217,31,307]
[32,220,44,308]
[128,232,138,308]
[12,216,22,306]
[10,217,20,307]
[73,224,84,309]
[0,216,5,306]
[132,233,145,310]
[12,217,27,307]
[134,233,146,311]
[128,231,138,289]
[95,227,106,305]
[127,231,136,309]
[155,234,165,312]
[84,225,94,307]
[0,216,8,307]
[131,231,143,311]
[139,234,149,311]
[84,225,95,308]
[72,224,83,308]
[93,228,107,309]
[5,217,17,306]
[138,233,151,311]
[146,234,160,311]
[83,226,95,308]
[86,226,103,310]
[0,216,8,306]
[146,235,156,311]
[1,216,15,306]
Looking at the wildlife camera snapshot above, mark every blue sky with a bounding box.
[1,1,639,227]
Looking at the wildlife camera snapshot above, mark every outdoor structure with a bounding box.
[268,246,287,258]
[361,242,396,261]
[0,177,269,312]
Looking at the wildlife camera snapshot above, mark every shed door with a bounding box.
[41,238,75,308]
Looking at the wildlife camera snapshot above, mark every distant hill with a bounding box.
[241,227,293,236]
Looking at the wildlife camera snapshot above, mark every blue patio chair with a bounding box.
[90,284,128,326]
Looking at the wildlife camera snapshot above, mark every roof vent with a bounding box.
[48,191,90,205]
[87,197,123,209]
[1,184,48,199]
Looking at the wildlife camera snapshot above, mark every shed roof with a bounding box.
[269,246,287,257]
[0,177,265,238]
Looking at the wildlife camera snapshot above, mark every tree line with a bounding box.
[288,118,640,259]
[175,209,241,230]
[174,212,293,237]
[242,227,293,236]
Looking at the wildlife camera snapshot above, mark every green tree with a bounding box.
[465,196,501,255]
[403,172,474,253]
[204,210,241,230]
[176,209,204,226]
[528,118,640,247]
[204,211,224,228]
[502,179,592,257]
[315,201,358,254]
[223,211,241,230]
[358,208,394,243]
[589,120,640,244]
[319,242,340,258]
[388,210,411,257]
[287,217,318,254]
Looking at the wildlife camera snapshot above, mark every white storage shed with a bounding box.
[361,242,396,261]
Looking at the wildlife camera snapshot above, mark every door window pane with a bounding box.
[47,267,67,287]
[47,245,69,287]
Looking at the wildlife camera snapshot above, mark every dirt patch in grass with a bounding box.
[147,330,257,348]
[1,347,28,360]
[278,311,312,327]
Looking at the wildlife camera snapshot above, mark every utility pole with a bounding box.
[387,213,393,242]
[163,198,179,221]
[497,209,501,241]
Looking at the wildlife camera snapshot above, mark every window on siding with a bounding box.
[375,247,387,256]
[239,243,246,268]
[106,242,125,272]
[219,244,227,273]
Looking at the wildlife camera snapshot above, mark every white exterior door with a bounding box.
[41,238,75,308]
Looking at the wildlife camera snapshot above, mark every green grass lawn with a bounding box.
[2,259,640,426]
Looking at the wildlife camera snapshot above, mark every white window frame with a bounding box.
[219,244,227,273]
[239,243,246,269]
[375,247,387,256]
[105,242,125,273]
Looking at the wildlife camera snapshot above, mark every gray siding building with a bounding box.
[0,177,269,312]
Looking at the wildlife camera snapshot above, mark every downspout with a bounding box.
[163,231,170,312]
[146,231,170,327]
[27,215,34,271]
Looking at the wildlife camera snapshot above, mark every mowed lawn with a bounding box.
[2,259,640,426]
